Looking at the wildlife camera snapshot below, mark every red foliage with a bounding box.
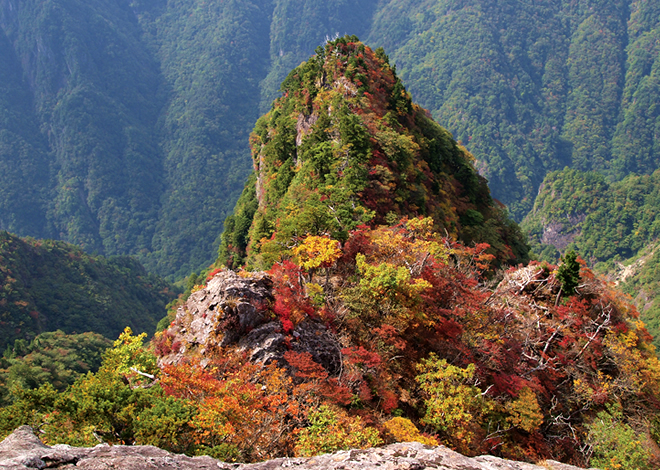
[342,346,382,369]
[339,227,373,266]
[379,388,398,413]
[161,362,227,399]
[323,378,353,405]
[490,373,524,398]
[206,268,222,282]
[153,330,176,356]
[269,260,315,333]
[284,351,328,380]
[373,324,406,351]
[358,381,373,402]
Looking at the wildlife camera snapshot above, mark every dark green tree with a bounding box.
[557,250,581,295]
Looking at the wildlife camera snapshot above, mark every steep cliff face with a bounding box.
[158,269,343,380]
[219,37,528,270]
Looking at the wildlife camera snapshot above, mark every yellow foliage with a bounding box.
[293,235,342,271]
[294,405,382,457]
[356,254,431,302]
[505,387,544,433]
[369,217,449,267]
[382,417,438,446]
[602,332,647,398]
[415,354,491,450]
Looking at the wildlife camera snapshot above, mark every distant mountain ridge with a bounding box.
[1,0,660,278]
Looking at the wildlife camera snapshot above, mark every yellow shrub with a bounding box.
[382,417,438,446]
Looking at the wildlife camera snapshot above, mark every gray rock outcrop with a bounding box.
[159,269,341,374]
[0,426,597,470]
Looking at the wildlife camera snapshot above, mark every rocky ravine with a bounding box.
[0,426,596,470]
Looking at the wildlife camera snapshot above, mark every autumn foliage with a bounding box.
[184,217,660,465]
[3,217,660,467]
[3,35,660,470]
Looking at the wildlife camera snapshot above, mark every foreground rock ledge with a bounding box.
[0,426,596,470]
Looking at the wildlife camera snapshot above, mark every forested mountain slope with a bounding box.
[522,168,660,349]
[1,0,660,278]
[0,231,174,350]
[0,0,382,279]
[368,0,660,218]
[218,38,528,270]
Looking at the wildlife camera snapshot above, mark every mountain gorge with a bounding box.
[3,0,660,280]
[0,37,659,469]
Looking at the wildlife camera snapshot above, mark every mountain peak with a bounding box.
[219,36,528,270]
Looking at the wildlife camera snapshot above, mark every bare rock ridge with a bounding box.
[0,426,595,470]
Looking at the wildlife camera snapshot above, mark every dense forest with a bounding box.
[2,0,660,279]
[1,40,659,469]
[0,231,175,350]
[0,330,111,405]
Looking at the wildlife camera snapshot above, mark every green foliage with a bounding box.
[0,0,270,278]
[219,38,528,270]
[557,250,581,295]
[2,0,165,257]
[0,29,49,239]
[586,405,652,470]
[0,231,175,350]
[356,253,430,302]
[217,173,260,270]
[102,328,159,379]
[521,168,660,264]
[0,328,196,451]
[0,331,111,404]
[140,0,271,278]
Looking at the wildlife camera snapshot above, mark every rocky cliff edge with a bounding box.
[0,426,596,470]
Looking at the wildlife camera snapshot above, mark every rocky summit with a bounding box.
[0,426,594,470]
